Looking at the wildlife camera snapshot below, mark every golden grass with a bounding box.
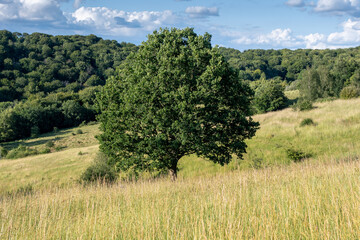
[2,98,360,238]
[0,145,98,194]
[1,159,360,239]
[2,98,360,194]
[240,98,360,168]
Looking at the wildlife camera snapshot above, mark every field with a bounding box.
[1,97,360,238]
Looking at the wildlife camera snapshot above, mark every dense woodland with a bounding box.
[0,30,137,142]
[1,29,360,142]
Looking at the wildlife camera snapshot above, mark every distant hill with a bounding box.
[0,30,138,102]
[0,30,138,142]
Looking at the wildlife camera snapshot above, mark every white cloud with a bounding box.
[71,7,177,36]
[233,28,300,47]
[185,6,219,18]
[287,0,360,16]
[230,18,360,49]
[0,0,65,21]
[328,18,360,43]
[315,0,360,12]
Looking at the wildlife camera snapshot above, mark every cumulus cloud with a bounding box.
[233,28,299,47]
[71,7,177,36]
[287,0,360,16]
[185,6,219,18]
[230,18,360,49]
[328,18,360,44]
[0,0,65,21]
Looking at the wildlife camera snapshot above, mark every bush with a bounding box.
[45,140,55,148]
[292,99,313,111]
[76,129,83,134]
[80,153,117,184]
[6,145,38,159]
[40,148,51,154]
[300,118,315,127]
[0,146,8,158]
[340,86,360,99]
[253,80,288,113]
[286,148,309,162]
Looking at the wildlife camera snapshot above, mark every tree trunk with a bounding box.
[169,168,177,181]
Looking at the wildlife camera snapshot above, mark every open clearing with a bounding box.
[1,98,360,238]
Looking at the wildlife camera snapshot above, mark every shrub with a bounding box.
[80,153,117,184]
[292,99,313,111]
[300,118,315,127]
[340,86,360,99]
[6,145,38,159]
[0,146,8,158]
[286,148,309,162]
[45,140,55,148]
[53,127,59,133]
[253,80,288,113]
[76,129,83,134]
[40,148,51,154]
[55,146,65,151]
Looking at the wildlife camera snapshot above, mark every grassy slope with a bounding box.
[1,159,360,239]
[2,98,360,238]
[2,98,360,192]
[0,124,100,194]
[179,98,360,176]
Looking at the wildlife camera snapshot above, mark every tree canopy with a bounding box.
[97,28,259,180]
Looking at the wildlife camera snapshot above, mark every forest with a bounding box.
[1,29,360,142]
[0,30,137,142]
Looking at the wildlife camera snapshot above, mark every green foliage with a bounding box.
[0,146,8,158]
[300,118,315,127]
[6,145,38,159]
[340,86,360,99]
[0,30,137,103]
[292,99,314,111]
[76,129,83,134]
[45,140,55,148]
[30,126,40,137]
[286,148,308,162]
[253,80,288,113]
[80,153,117,183]
[40,148,51,154]
[97,28,259,179]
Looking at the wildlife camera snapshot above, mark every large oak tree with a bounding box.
[97,28,259,180]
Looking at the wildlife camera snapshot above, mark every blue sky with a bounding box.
[1,0,360,50]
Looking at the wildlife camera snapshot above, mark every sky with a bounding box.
[1,0,360,51]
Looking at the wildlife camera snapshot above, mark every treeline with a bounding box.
[219,46,360,109]
[2,29,360,142]
[0,30,137,142]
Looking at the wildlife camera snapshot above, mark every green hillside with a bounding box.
[1,98,360,238]
[1,97,360,194]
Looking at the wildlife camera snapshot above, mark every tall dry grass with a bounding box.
[1,158,360,239]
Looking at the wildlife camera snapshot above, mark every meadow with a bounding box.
[1,97,360,238]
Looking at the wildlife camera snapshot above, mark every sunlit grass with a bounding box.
[2,98,360,194]
[1,159,360,239]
